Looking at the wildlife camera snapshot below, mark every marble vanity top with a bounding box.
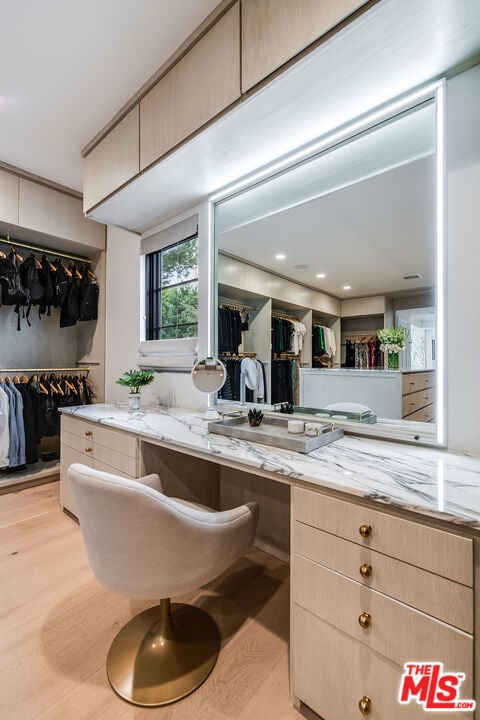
[60,403,480,530]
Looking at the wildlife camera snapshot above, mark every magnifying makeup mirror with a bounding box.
[191,357,226,420]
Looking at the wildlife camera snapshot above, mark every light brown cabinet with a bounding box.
[83,106,140,213]
[60,415,140,516]
[0,169,19,225]
[402,370,435,421]
[140,3,241,171]
[241,0,369,92]
[291,487,474,719]
[19,179,105,249]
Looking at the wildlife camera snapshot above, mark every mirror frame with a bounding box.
[207,80,446,447]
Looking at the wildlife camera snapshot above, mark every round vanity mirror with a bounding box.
[191,357,226,394]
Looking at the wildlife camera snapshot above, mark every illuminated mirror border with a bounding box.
[207,80,446,446]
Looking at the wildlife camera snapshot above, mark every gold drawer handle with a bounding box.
[358,611,371,629]
[359,695,372,715]
[85,447,93,453]
[359,523,372,538]
[360,563,373,579]
[85,430,93,437]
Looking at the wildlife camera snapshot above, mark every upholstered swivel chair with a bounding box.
[68,462,258,707]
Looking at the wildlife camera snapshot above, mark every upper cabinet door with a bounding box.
[83,106,140,213]
[0,169,19,225]
[241,0,370,92]
[20,180,105,249]
[140,3,241,171]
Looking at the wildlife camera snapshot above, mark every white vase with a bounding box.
[128,393,141,410]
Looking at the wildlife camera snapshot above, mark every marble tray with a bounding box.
[208,414,344,453]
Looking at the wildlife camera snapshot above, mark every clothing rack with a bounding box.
[218,300,257,311]
[272,311,298,321]
[0,366,90,373]
[0,234,92,265]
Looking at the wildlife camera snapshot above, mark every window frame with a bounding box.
[145,232,199,341]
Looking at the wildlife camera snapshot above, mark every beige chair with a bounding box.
[68,462,258,707]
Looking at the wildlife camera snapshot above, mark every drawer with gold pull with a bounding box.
[292,555,473,674]
[293,521,473,631]
[293,605,433,720]
[292,487,473,585]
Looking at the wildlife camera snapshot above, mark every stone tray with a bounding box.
[208,413,344,453]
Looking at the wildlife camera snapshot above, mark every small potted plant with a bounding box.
[116,369,155,410]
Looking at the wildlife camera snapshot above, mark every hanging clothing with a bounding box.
[1,382,23,468]
[0,386,10,468]
[289,321,306,355]
[17,383,38,464]
[218,307,243,355]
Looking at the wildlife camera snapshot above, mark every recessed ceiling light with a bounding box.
[343,285,352,290]
[294,264,308,270]
[275,254,286,260]
[316,273,326,278]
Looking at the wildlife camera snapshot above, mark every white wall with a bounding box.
[104,226,141,402]
[446,65,480,455]
[105,215,207,410]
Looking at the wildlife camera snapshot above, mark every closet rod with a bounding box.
[272,311,298,321]
[0,235,92,264]
[0,366,91,373]
[219,299,258,311]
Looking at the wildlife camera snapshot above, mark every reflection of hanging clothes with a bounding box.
[272,317,294,354]
[218,307,242,355]
[343,336,382,369]
[271,360,297,405]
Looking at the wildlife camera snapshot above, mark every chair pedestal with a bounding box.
[107,598,220,706]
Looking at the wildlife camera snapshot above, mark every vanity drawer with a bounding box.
[293,555,473,672]
[292,488,473,585]
[293,605,433,720]
[402,386,435,416]
[402,371,435,395]
[293,521,473,632]
[403,405,435,423]
[61,415,138,458]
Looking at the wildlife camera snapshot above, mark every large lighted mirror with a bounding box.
[212,85,445,445]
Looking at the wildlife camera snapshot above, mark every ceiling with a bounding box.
[216,103,436,300]
[0,0,220,191]
[218,156,435,299]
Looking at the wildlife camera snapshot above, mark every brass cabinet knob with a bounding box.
[85,447,93,453]
[359,523,372,538]
[358,611,371,629]
[85,430,93,437]
[358,695,372,715]
[359,563,373,579]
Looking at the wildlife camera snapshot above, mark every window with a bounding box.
[145,234,198,340]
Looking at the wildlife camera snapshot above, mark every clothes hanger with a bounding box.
[0,250,6,259]
[13,376,20,384]
[30,251,42,269]
[20,375,29,383]
[10,248,23,262]
[56,258,72,277]
[4,375,11,383]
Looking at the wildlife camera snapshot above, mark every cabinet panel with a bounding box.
[0,169,19,224]
[83,106,140,212]
[61,415,137,458]
[404,405,436,423]
[402,370,435,394]
[293,605,428,720]
[293,555,473,672]
[241,0,369,92]
[140,4,240,169]
[19,179,105,249]
[402,386,435,416]
[293,487,473,585]
[294,521,473,631]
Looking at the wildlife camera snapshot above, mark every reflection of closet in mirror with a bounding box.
[215,96,438,430]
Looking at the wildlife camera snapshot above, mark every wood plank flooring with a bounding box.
[0,483,318,720]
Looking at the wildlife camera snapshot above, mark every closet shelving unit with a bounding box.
[0,366,93,494]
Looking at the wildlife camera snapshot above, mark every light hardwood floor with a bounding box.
[0,483,318,720]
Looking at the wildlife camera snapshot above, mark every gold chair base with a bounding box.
[107,600,220,706]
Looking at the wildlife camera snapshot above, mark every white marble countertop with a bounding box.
[60,403,480,530]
